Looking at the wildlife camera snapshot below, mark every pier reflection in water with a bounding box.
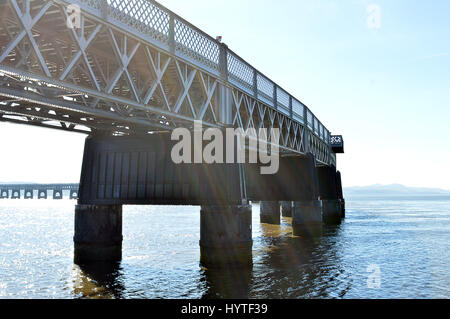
[251,218,349,299]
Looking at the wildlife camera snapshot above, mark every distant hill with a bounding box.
[344,184,450,197]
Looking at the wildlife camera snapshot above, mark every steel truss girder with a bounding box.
[0,0,334,165]
[0,0,219,132]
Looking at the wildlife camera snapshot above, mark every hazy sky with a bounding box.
[0,0,449,189]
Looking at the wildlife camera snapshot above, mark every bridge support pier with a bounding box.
[260,201,280,224]
[38,189,47,199]
[200,204,252,268]
[0,189,8,199]
[11,189,20,199]
[245,152,323,237]
[336,171,345,218]
[24,189,33,199]
[75,133,250,267]
[292,200,323,237]
[70,189,78,200]
[281,201,293,217]
[53,189,63,200]
[321,200,341,225]
[317,166,341,225]
[74,204,123,263]
[340,199,346,219]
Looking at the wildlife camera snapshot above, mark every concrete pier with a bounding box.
[260,201,280,224]
[317,166,341,225]
[71,133,344,265]
[281,201,293,217]
[24,189,33,199]
[70,190,78,200]
[200,205,252,268]
[340,199,346,218]
[38,189,47,199]
[11,189,20,199]
[53,189,63,200]
[74,205,123,263]
[0,189,8,199]
[292,200,323,237]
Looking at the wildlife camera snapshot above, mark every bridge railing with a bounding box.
[74,0,331,146]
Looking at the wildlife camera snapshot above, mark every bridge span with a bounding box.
[0,183,79,199]
[0,0,345,267]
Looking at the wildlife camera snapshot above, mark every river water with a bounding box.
[0,196,449,299]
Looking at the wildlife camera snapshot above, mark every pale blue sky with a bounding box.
[0,0,449,189]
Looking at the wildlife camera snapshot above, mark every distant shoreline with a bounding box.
[344,184,450,197]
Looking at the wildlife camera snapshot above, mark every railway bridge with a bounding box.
[0,0,345,267]
[0,183,78,199]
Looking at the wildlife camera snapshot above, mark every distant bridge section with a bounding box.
[0,183,79,199]
[0,0,347,266]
